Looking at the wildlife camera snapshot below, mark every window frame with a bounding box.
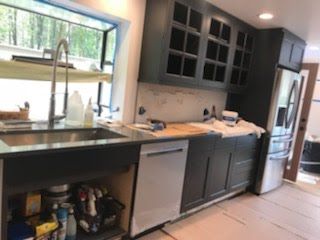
[98,26,118,116]
[0,1,119,117]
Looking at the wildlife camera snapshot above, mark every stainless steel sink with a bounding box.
[0,128,126,147]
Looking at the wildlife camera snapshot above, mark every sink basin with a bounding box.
[0,128,126,147]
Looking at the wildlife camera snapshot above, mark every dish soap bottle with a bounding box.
[66,207,77,240]
[84,98,94,127]
[66,91,84,126]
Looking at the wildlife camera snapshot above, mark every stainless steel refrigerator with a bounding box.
[255,68,303,194]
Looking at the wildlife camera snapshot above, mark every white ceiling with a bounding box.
[209,0,320,47]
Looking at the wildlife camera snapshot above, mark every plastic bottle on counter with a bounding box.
[66,207,77,240]
[84,97,94,127]
[57,207,68,240]
[66,91,84,126]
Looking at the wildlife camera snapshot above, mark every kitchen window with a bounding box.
[0,1,117,120]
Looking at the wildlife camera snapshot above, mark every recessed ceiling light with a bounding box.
[309,46,320,51]
[258,13,274,20]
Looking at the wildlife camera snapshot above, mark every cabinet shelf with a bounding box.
[0,60,112,83]
[169,49,198,59]
[172,22,202,36]
[208,35,229,45]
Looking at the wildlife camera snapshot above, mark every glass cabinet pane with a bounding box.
[173,2,188,25]
[218,45,229,63]
[183,57,197,77]
[203,62,215,80]
[209,19,221,37]
[231,68,240,84]
[189,9,202,32]
[242,53,251,69]
[233,50,243,67]
[167,53,182,75]
[186,33,200,55]
[237,31,246,48]
[170,27,186,51]
[215,65,226,82]
[206,40,218,60]
[221,24,231,42]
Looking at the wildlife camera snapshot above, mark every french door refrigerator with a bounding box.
[255,68,303,194]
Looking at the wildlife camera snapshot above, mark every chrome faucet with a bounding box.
[48,39,69,128]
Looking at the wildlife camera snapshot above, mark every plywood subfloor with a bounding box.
[139,182,320,240]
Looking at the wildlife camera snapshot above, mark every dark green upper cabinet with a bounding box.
[138,0,206,88]
[278,30,306,72]
[138,0,257,92]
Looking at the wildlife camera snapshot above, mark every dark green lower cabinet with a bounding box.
[181,135,259,213]
[205,149,232,201]
[180,151,210,212]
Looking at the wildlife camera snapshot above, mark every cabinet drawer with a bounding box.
[234,148,256,163]
[236,135,257,149]
[231,168,255,189]
[189,135,217,153]
[215,137,237,150]
[233,159,255,174]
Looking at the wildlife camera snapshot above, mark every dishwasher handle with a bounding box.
[141,147,187,157]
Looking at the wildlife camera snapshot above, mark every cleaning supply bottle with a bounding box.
[84,98,94,127]
[57,207,68,240]
[66,91,84,126]
[66,207,77,240]
[51,203,59,240]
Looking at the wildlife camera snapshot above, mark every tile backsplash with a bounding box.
[135,83,227,123]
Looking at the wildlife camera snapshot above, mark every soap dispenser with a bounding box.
[66,91,84,126]
[84,97,94,127]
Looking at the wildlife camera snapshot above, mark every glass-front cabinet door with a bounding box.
[229,30,254,90]
[160,0,205,86]
[198,4,233,89]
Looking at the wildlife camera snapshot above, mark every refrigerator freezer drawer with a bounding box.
[259,151,289,194]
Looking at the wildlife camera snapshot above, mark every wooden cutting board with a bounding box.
[150,123,210,138]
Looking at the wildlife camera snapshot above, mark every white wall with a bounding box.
[72,0,228,124]
[73,0,146,123]
[135,83,227,123]
[304,52,320,136]
[307,80,320,136]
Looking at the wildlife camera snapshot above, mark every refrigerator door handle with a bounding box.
[273,137,293,143]
[270,153,290,161]
[285,80,300,129]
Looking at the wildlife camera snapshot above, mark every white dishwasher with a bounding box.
[131,140,189,237]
